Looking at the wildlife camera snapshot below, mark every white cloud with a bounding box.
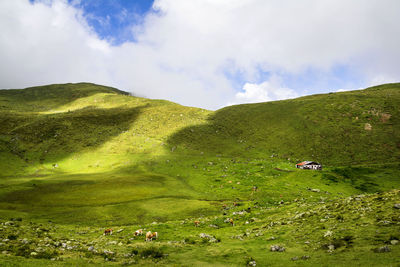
[336,88,351,92]
[0,0,399,110]
[229,75,299,105]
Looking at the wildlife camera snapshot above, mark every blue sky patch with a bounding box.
[29,0,154,44]
[73,0,154,45]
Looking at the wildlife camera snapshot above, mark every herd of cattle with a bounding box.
[103,218,235,241]
[104,228,157,241]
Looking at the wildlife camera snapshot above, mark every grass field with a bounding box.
[0,83,399,266]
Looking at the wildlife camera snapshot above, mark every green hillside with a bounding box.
[0,82,399,266]
[168,83,400,165]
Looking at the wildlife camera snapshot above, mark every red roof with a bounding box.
[296,161,320,166]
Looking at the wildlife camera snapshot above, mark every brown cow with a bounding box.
[104,228,113,235]
[134,229,143,236]
[145,231,152,241]
[194,220,200,227]
[145,231,158,241]
[152,232,158,240]
[146,231,158,241]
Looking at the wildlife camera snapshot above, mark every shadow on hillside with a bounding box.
[165,96,400,165]
[165,102,295,159]
[8,105,145,164]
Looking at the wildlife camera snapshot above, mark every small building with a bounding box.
[296,161,322,170]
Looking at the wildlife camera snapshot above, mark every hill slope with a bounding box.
[168,83,400,165]
[0,82,210,176]
[1,82,399,175]
[0,82,399,266]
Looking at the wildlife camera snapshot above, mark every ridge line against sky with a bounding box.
[0,0,399,109]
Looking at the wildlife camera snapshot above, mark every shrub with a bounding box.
[35,249,58,259]
[84,251,94,258]
[139,247,164,259]
[336,215,344,221]
[184,237,196,244]
[342,235,354,247]
[8,234,18,240]
[13,245,32,258]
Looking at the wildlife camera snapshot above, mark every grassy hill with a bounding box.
[168,83,400,165]
[0,82,399,266]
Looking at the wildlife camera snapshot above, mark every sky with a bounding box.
[0,0,399,110]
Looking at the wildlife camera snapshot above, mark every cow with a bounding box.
[194,220,200,227]
[134,229,143,236]
[104,228,113,235]
[152,232,158,240]
[229,218,234,226]
[146,231,158,241]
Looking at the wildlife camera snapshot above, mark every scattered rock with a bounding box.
[311,189,320,193]
[199,233,218,243]
[248,260,256,266]
[270,245,285,252]
[327,244,335,252]
[394,203,400,209]
[103,249,115,255]
[232,211,246,215]
[294,212,305,219]
[374,246,391,253]
[231,235,243,240]
[116,229,124,233]
[324,230,333,237]
[364,123,372,131]
[30,252,38,256]
[390,240,399,245]
[291,257,299,261]
[302,255,311,260]
[380,113,391,123]
[88,246,94,251]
